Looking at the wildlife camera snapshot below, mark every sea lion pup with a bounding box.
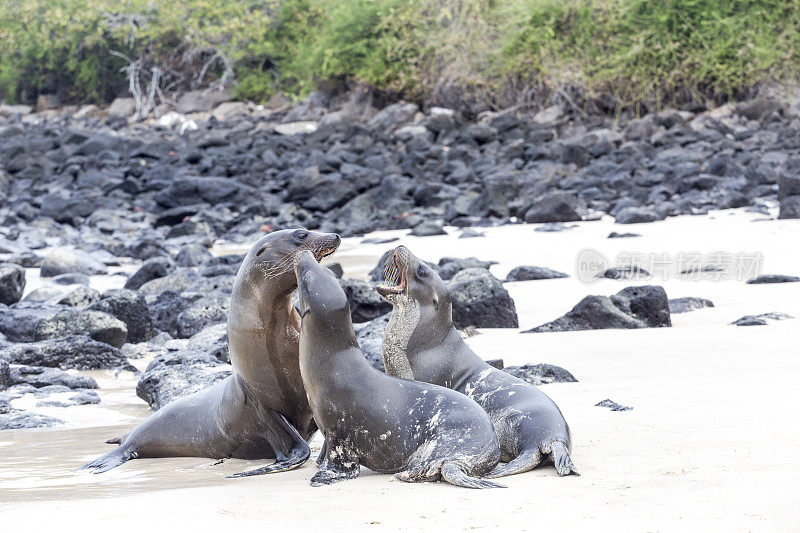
[377,246,579,477]
[294,250,504,489]
[79,229,340,475]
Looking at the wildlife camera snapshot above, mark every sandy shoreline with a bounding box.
[2,210,799,531]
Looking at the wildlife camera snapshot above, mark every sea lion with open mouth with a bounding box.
[294,249,504,489]
[377,246,578,478]
[79,229,340,476]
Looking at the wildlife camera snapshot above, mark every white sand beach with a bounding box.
[2,209,799,531]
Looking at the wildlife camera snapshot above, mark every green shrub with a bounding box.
[1,0,798,111]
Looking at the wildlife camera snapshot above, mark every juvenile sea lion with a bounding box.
[79,229,340,475]
[377,246,578,477]
[294,250,504,489]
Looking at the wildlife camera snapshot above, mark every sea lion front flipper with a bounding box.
[440,462,506,489]
[550,441,580,476]
[227,412,311,478]
[310,438,360,487]
[77,446,137,474]
[484,447,543,478]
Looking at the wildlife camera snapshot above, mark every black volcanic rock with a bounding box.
[136,350,231,410]
[438,257,497,280]
[0,263,25,305]
[505,266,568,281]
[34,309,127,348]
[730,312,793,326]
[353,314,389,372]
[89,289,155,344]
[40,249,108,277]
[339,278,391,323]
[503,363,577,385]
[523,192,581,224]
[124,257,174,290]
[668,297,714,314]
[448,268,518,329]
[746,274,800,284]
[526,285,671,333]
[8,365,98,389]
[0,335,128,370]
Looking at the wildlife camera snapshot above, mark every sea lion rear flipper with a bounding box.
[77,446,136,474]
[484,448,543,478]
[550,441,580,476]
[227,412,310,478]
[440,461,506,489]
[310,439,359,487]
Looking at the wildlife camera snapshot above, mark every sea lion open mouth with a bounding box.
[314,246,337,262]
[376,248,407,297]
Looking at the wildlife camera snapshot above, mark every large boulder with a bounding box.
[523,192,581,224]
[503,363,578,385]
[525,285,671,333]
[39,193,96,224]
[154,177,256,208]
[175,244,212,267]
[40,249,108,277]
[353,314,389,372]
[89,289,154,344]
[7,365,98,389]
[185,323,229,363]
[173,291,229,338]
[0,263,25,304]
[0,303,67,342]
[34,310,128,348]
[339,278,391,323]
[614,206,662,224]
[0,412,65,430]
[138,268,200,296]
[136,350,232,410]
[447,268,519,329]
[505,266,568,282]
[368,102,418,131]
[438,257,496,281]
[0,335,128,370]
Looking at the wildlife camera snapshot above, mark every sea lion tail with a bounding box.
[440,462,506,489]
[484,448,543,478]
[77,446,135,474]
[551,441,580,476]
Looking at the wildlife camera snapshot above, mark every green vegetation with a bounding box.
[1,0,799,112]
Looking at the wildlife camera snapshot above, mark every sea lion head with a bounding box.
[243,228,340,294]
[376,245,452,324]
[295,249,356,341]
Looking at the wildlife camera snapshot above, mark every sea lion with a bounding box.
[293,250,504,489]
[377,246,579,477]
[79,229,340,475]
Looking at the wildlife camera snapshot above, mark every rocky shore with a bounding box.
[2,92,800,429]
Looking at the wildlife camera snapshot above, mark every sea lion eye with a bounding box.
[294,230,309,241]
[256,246,268,257]
[417,266,428,278]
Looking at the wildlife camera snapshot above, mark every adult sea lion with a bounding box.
[377,246,578,477]
[294,250,504,489]
[79,229,340,475]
